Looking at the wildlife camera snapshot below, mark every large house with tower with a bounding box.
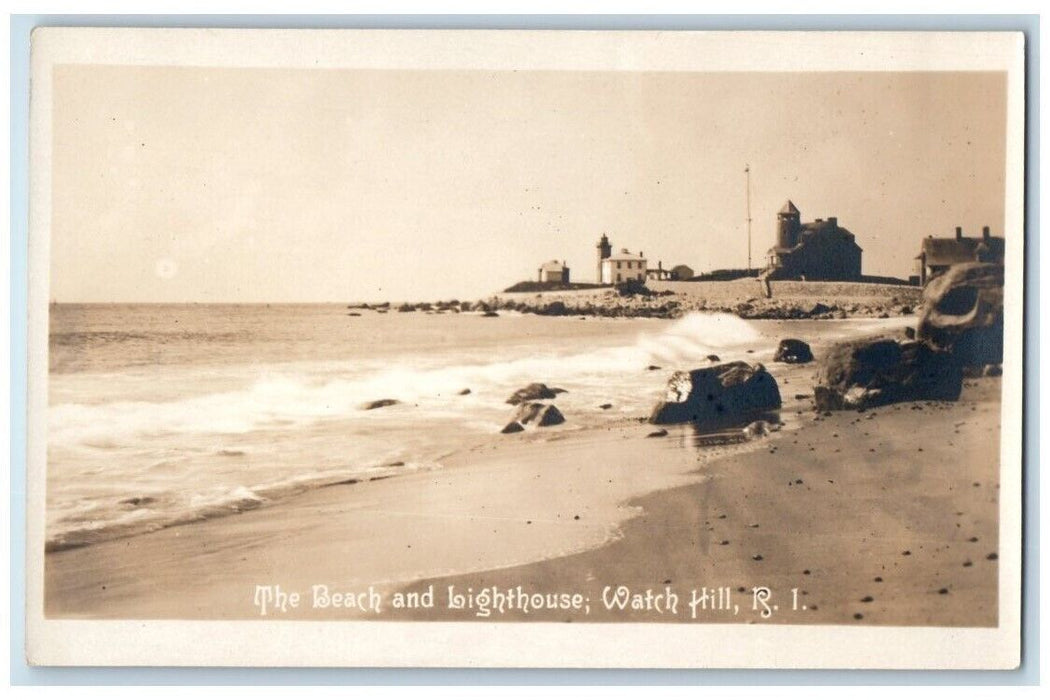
[764,200,863,281]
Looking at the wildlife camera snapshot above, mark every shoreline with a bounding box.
[394,376,1001,626]
[44,368,1000,624]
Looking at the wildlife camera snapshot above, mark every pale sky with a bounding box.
[51,67,1007,302]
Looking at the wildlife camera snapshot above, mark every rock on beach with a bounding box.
[813,338,963,411]
[649,362,781,428]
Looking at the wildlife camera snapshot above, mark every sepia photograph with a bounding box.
[24,27,1025,669]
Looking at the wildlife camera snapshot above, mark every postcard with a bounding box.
[25,27,1025,668]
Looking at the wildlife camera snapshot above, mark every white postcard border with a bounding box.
[25,28,1026,669]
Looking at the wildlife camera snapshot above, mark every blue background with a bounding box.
[8,13,1040,685]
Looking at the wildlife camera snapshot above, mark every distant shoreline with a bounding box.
[48,278,922,318]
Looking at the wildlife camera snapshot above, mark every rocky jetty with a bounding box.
[649,361,782,427]
[347,279,921,322]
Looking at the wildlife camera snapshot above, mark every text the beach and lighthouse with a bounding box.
[252,584,810,620]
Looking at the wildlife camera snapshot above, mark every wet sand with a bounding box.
[400,377,1002,626]
[43,372,1001,625]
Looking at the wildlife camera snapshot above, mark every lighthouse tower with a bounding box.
[596,234,612,283]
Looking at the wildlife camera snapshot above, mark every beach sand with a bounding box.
[44,368,1001,626]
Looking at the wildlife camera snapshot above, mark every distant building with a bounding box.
[670,264,694,281]
[915,226,1004,286]
[597,240,647,284]
[765,200,863,281]
[537,259,570,284]
[646,262,671,281]
[646,262,694,282]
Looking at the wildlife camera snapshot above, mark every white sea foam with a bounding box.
[49,312,768,450]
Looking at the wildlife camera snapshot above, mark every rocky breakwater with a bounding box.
[350,280,921,321]
[649,361,782,430]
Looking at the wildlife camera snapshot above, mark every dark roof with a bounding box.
[779,200,800,216]
[919,236,1005,266]
[800,220,838,233]
[767,223,862,256]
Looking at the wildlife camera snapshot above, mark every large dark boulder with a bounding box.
[813,338,962,411]
[917,263,1004,366]
[649,362,781,427]
[773,338,813,364]
[512,402,565,427]
[506,383,566,405]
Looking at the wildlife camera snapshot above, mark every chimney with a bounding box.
[640,251,644,258]
[955,226,963,240]
[982,226,990,241]
[828,217,838,227]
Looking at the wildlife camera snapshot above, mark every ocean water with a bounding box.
[47,303,900,552]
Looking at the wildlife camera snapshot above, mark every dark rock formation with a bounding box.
[773,338,814,364]
[482,311,500,317]
[813,338,962,411]
[513,402,565,427]
[500,421,525,434]
[649,362,782,427]
[917,263,1004,366]
[457,388,472,396]
[361,399,400,410]
[535,300,569,316]
[646,429,669,438]
[506,383,566,405]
